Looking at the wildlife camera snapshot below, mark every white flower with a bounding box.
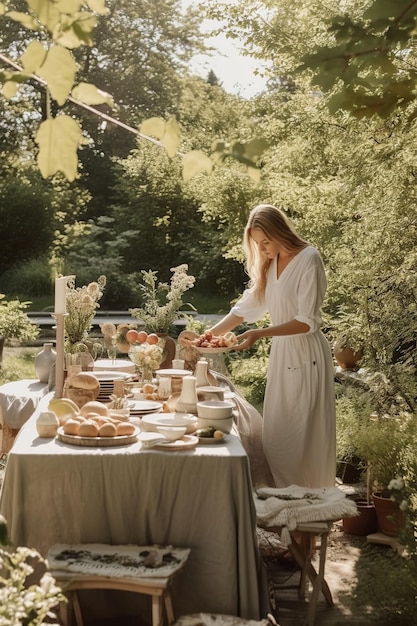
[130,265,195,333]
[388,477,404,491]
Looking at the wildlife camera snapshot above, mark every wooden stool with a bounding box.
[47,544,190,626]
[261,521,333,626]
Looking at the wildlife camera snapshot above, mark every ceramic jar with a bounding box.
[175,375,198,414]
[195,360,212,388]
[35,343,57,384]
[36,410,59,438]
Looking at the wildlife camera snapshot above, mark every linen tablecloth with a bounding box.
[0,393,266,622]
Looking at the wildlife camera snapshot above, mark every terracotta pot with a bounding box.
[342,499,378,536]
[373,491,406,537]
[333,340,364,370]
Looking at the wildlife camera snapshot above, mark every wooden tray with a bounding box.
[57,426,139,447]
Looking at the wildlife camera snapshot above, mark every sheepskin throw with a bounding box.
[255,485,358,545]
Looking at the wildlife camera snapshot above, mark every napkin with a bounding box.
[138,431,169,448]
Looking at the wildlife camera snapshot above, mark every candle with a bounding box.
[55,276,67,314]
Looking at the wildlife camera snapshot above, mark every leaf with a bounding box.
[6,10,39,30]
[72,82,114,107]
[85,0,109,15]
[242,137,269,162]
[182,150,213,181]
[54,12,97,48]
[162,117,181,158]
[20,40,47,73]
[37,45,77,105]
[0,3,5,15]
[27,0,61,32]
[2,81,20,98]
[364,0,416,21]
[56,0,83,11]
[35,115,82,181]
[140,117,166,140]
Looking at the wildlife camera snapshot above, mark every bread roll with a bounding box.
[80,401,108,417]
[116,422,135,436]
[70,372,100,390]
[63,418,81,435]
[98,422,117,437]
[78,420,99,437]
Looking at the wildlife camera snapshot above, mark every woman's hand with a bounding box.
[233,329,261,351]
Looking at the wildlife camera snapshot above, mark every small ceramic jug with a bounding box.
[195,360,212,388]
[175,375,198,414]
[36,410,59,438]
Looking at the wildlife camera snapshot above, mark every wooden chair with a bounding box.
[47,544,190,626]
[259,521,333,626]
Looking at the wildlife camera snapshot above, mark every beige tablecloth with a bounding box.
[0,393,267,621]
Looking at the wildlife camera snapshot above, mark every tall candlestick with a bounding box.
[54,276,67,315]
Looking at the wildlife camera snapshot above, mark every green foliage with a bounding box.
[0,257,52,298]
[301,0,417,119]
[0,294,39,346]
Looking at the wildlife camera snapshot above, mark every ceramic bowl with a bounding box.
[141,413,197,434]
[156,425,187,441]
[196,400,234,420]
[196,415,233,434]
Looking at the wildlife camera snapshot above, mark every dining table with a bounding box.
[0,390,269,624]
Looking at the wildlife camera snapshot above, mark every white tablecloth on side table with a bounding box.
[0,379,48,453]
[0,393,267,622]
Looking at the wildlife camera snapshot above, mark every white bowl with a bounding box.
[156,425,187,441]
[196,415,233,434]
[197,400,234,420]
[141,413,197,433]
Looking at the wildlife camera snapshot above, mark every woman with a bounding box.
[209,204,336,488]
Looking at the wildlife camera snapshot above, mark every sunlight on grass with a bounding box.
[1,347,38,383]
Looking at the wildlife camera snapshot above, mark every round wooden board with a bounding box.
[57,426,139,447]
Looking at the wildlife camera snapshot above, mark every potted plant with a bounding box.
[337,386,416,537]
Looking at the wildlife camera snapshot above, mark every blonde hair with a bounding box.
[244,204,308,298]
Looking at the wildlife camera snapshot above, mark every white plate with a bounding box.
[94,359,135,373]
[151,434,199,451]
[155,369,191,377]
[129,400,163,413]
[95,371,131,380]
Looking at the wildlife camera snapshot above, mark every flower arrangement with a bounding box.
[129,342,164,373]
[0,514,65,625]
[129,264,195,334]
[65,275,106,353]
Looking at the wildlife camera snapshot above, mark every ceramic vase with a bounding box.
[35,343,57,384]
[175,375,198,414]
[156,333,176,369]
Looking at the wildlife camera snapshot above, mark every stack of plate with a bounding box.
[94,371,131,403]
[128,399,163,418]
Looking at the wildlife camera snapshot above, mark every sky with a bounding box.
[181,1,268,99]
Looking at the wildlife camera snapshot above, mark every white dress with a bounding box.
[231,246,336,488]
